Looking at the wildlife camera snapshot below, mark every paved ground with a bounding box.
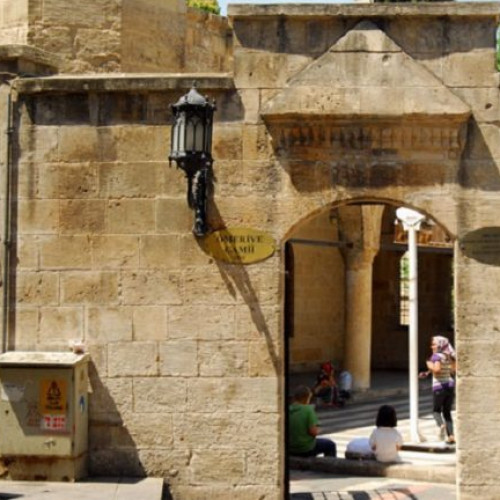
[0,477,164,500]
[289,370,457,498]
[289,470,456,500]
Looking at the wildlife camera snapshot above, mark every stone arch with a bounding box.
[282,195,455,389]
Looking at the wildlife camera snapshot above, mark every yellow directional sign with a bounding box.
[201,227,276,264]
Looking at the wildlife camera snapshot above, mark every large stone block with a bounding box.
[40,235,92,269]
[459,377,500,414]
[140,235,181,270]
[16,271,59,305]
[249,341,279,376]
[17,235,39,269]
[464,122,500,161]
[106,199,155,234]
[133,306,167,341]
[173,412,278,449]
[107,341,158,377]
[172,485,280,500]
[133,377,187,412]
[86,344,107,377]
[99,125,169,162]
[61,271,119,304]
[198,341,248,376]
[73,28,120,70]
[89,376,133,421]
[87,306,134,344]
[60,200,106,234]
[241,124,274,162]
[98,162,164,198]
[121,270,182,305]
[18,200,59,234]
[31,26,74,61]
[124,412,173,448]
[88,448,144,477]
[20,126,59,164]
[442,50,498,88]
[182,269,241,305]
[168,305,236,340]
[58,126,99,162]
[159,340,198,376]
[155,198,192,234]
[457,410,500,450]
[212,123,243,161]
[456,303,500,341]
[234,52,309,89]
[91,235,140,268]
[58,164,98,199]
[190,449,245,484]
[39,306,83,343]
[245,448,280,484]
[178,235,214,267]
[41,0,118,28]
[384,18,445,55]
[187,377,278,413]
[453,87,499,123]
[13,307,39,350]
[137,449,191,483]
[457,449,500,485]
[122,0,186,72]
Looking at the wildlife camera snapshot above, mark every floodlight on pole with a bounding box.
[396,207,426,443]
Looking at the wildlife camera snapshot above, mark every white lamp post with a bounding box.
[396,207,426,443]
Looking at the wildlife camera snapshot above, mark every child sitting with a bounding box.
[369,404,403,462]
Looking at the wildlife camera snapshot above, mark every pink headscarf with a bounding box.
[433,335,456,360]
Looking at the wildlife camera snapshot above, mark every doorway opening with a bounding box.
[284,200,456,495]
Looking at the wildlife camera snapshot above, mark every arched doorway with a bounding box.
[284,199,456,492]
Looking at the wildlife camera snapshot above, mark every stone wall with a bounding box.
[10,76,281,499]
[0,0,29,44]
[288,211,345,370]
[0,3,500,499]
[0,0,231,74]
[185,7,232,73]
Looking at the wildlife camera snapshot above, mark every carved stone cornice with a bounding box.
[266,119,468,156]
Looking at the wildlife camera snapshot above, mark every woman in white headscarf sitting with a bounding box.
[419,335,456,444]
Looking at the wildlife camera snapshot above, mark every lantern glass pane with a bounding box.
[206,120,213,153]
[176,112,186,153]
[186,115,203,152]
[194,117,204,151]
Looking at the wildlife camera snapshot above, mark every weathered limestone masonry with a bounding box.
[0,2,498,500]
[0,0,231,73]
[228,4,500,499]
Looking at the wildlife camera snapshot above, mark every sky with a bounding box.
[219,0,498,17]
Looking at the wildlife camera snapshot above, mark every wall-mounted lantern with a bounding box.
[169,84,216,236]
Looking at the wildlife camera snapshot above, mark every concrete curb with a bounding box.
[289,456,456,484]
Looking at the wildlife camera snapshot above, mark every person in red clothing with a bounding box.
[312,361,343,407]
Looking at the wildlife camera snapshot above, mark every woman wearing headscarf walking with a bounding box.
[419,335,456,444]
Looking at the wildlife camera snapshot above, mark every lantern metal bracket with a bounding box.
[175,156,212,237]
[168,84,216,237]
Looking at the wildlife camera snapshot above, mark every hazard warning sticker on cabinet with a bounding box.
[40,379,67,431]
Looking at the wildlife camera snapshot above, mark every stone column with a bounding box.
[339,205,384,390]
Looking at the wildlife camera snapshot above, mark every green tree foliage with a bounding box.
[187,0,220,15]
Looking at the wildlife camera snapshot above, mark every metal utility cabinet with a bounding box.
[0,351,90,481]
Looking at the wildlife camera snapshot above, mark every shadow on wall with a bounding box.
[88,361,146,477]
[458,118,500,191]
[198,202,281,377]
